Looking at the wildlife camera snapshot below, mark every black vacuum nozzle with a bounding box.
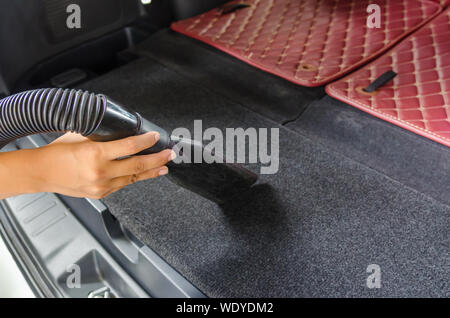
[88,97,172,154]
[0,88,258,204]
[166,136,258,204]
[89,97,258,204]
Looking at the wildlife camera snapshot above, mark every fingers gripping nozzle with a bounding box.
[88,97,172,154]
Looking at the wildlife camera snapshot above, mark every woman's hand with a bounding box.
[0,132,175,199]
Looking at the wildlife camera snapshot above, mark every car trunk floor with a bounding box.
[135,30,325,124]
[77,30,449,297]
[286,96,450,207]
[170,0,442,87]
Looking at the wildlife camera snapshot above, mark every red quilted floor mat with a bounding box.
[326,8,450,147]
[171,0,442,87]
[430,0,450,7]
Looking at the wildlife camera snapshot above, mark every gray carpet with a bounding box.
[77,31,449,297]
[286,96,450,207]
[136,30,325,124]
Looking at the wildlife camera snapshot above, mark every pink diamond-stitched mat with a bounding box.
[430,0,450,7]
[326,8,450,147]
[171,0,442,87]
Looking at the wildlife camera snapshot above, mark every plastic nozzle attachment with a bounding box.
[87,97,171,154]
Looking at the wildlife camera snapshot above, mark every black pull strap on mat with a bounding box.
[364,70,398,93]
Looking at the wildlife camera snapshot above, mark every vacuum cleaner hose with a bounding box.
[0,88,171,153]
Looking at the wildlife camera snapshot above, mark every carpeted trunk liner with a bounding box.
[136,30,325,124]
[79,53,449,297]
[171,0,442,87]
[326,8,450,147]
[137,31,450,207]
[287,96,450,206]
